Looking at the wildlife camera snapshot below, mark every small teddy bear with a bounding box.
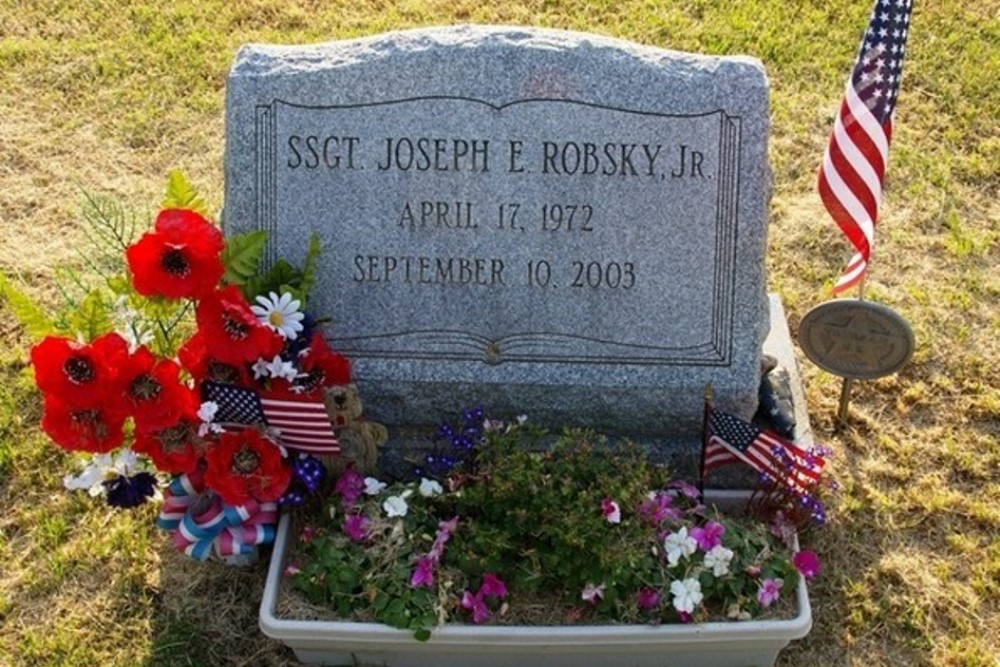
[322,383,388,475]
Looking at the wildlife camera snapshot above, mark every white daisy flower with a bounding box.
[251,291,305,339]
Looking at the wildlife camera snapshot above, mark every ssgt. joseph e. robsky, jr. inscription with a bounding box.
[257,97,741,364]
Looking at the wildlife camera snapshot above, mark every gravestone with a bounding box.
[224,25,773,466]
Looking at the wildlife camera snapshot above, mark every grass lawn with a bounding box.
[1,1,998,665]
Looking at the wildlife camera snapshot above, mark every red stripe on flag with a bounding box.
[260,396,339,454]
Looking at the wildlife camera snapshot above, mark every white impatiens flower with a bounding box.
[251,292,305,339]
[363,477,387,496]
[383,495,409,518]
[670,578,703,614]
[419,477,444,497]
[703,545,735,577]
[663,526,698,566]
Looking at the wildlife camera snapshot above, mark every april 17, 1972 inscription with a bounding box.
[253,96,742,364]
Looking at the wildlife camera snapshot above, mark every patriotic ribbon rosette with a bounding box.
[27,174,349,562]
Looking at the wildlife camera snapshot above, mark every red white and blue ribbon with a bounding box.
[156,470,278,561]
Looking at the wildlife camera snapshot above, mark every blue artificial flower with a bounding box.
[279,454,326,507]
[104,472,158,508]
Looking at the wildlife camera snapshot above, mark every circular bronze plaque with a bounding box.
[798,300,914,380]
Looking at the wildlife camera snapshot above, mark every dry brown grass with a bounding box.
[1,1,998,665]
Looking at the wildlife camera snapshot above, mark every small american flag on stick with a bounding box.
[703,408,824,496]
[818,0,913,294]
[201,382,339,455]
[259,392,340,454]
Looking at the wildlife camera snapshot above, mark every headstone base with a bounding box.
[373,294,810,488]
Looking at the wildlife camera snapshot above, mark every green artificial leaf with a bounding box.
[0,274,56,340]
[248,259,303,301]
[80,188,139,256]
[221,230,268,289]
[413,628,431,642]
[67,290,113,341]
[161,169,209,216]
[298,232,322,304]
[278,283,304,305]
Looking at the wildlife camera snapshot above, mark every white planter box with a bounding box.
[259,490,812,667]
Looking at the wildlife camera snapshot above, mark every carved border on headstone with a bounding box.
[253,98,742,367]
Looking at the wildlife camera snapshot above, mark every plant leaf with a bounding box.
[0,274,56,340]
[222,230,268,288]
[66,290,113,341]
[161,169,209,216]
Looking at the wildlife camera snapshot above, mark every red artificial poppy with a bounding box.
[203,427,292,505]
[125,208,224,300]
[177,331,253,387]
[133,418,204,475]
[31,333,128,408]
[120,346,199,431]
[41,394,127,453]
[295,334,352,394]
[195,286,283,367]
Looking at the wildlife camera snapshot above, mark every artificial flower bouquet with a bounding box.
[281,410,829,639]
[14,172,351,561]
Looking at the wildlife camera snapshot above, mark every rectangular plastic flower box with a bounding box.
[259,490,811,667]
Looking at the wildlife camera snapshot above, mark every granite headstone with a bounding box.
[224,26,771,451]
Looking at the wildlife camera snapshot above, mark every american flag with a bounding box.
[818,0,914,294]
[703,409,825,496]
[201,382,339,455]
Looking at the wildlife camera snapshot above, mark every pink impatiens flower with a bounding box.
[637,587,661,610]
[757,578,784,607]
[334,467,366,507]
[639,492,683,525]
[581,582,606,604]
[410,557,436,588]
[792,550,821,579]
[690,520,725,551]
[668,479,701,499]
[343,514,369,542]
[461,590,491,624]
[480,572,507,598]
[601,497,622,524]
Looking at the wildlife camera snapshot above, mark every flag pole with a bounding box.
[836,272,868,427]
[698,384,714,501]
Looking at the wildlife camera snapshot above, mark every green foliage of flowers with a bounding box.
[450,429,671,607]
[289,421,805,637]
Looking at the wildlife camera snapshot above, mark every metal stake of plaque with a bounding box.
[836,277,866,427]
